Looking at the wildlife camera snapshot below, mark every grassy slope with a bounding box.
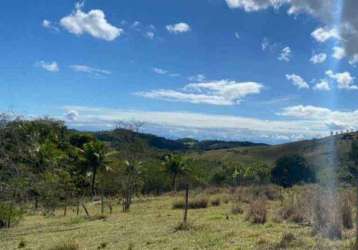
[191,133,358,168]
[0,193,354,250]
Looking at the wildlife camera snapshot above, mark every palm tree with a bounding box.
[162,154,185,193]
[83,141,107,196]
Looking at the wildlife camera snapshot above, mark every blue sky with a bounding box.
[2,0,358,143]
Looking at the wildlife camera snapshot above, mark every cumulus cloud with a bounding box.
[326,70,358,90]
[279,105,358,131]
[278,47,292,62]
[225,0,358,59]
[332,46,346,60]
[286,74,309,89]
[36,61,60,72]
[310,53,327,64]
[136,80,263,106]
[65,110,79,121]
[60,6,122,41]
[166,23,191,34]
[311,27,340,43]
[70,64,111,76]
[313,79,331,91]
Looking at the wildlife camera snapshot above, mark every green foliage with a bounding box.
[0,202,23,228]
[271,155,315,187]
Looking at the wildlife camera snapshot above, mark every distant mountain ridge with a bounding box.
[94,128,268,152]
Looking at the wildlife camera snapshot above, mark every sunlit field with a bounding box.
[1,186,356,250]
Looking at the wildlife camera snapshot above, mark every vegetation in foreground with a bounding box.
[1,116,358,249]
[1,185,358,250]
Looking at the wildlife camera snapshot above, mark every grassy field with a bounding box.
[1,188,356,250]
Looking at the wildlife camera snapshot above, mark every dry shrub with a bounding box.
[341,195,353,229]
[210,197,221,207]
[274,233,296,249]
[231,205,244,215]
[246,199,267,224]
[172,196,208,209]
[48,241,80,250]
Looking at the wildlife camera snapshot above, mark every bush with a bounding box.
[18,240,26,248]
[231,205,244,215]
[0,203,24,228]
[172,197,208,209]
[275,233,296,249]
[210,197,221,207]
[271,155,315,187]
[48,241,80,250]
[246,200,267,224]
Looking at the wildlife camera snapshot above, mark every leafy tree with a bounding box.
[83,141,108,196]
[271,155,315,187]
[162,154,186,193]
[120,160,143,212]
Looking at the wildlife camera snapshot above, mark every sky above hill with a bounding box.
[2,0,358,143]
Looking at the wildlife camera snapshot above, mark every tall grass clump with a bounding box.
[246,199,267,224]
[172,196,208,209]
[48,241,80,250]
[341,194,353,229]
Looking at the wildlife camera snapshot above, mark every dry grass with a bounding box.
[0,186,356,249]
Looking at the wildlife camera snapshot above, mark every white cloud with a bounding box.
[145,31,155,39]
[332,46,346,60]
[234,32,240,39]
[278,47,292,62]
[326,70,358,90]
[166,23,191,34]
[188,74,206,82]
[42,19,59,31]
[225,0,284,11]
[60,7,122,41]
[136,80,263,106]
[65,110,79,121]
[62,104,358,143]
[36,61,60,72]
[310,53,327,64]
[153,67,168,75]
[311,27,340,43]
[279,105,358,131]
[349,54,358,65]
[286,74,309,89]
[70,64,111,75]
[313,79,330,91]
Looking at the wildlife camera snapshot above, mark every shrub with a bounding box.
[275,233,296,249]
[246,200,267,224]
[18,240,26,248]
[231,205,243,215]
[271,155,315,187]
[0,203,24,228]
[48,241,80,250]
[210,197,221,207]
[172,197,208,209]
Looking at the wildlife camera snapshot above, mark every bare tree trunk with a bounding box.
[101,192,104,215]
[183,183,189,224]
[91,167,97,197]
[172,174,177,193]
[64,204,67,216]
[76,200,80,216]
[82,203,90,217]
[108,201,113,214]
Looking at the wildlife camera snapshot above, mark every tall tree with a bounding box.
[162,154,186,193]
[83,141,107,196]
